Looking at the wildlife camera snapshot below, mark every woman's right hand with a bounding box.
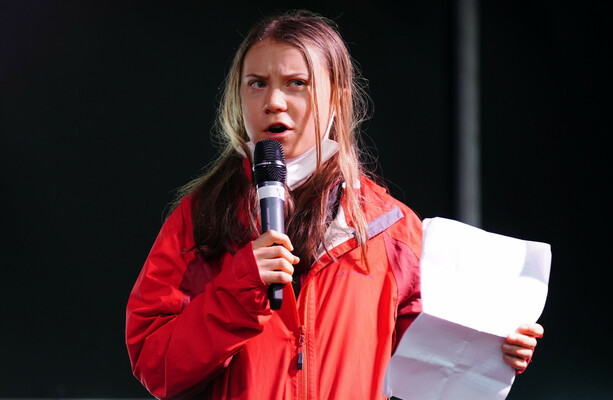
[252,230,300,286]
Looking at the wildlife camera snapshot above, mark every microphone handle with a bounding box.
[258,183,285,310]
[259,197,285,234]
[268,284,284,310]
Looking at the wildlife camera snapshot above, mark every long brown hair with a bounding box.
[175,10,372,269]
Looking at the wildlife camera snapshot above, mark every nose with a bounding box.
[263,88,287,113]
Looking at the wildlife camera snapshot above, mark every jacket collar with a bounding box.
[310,177,405,275]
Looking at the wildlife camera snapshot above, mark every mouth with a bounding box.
[266,124,289,134]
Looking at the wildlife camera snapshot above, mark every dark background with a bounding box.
[1,1,611,398]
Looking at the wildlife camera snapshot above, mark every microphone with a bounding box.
[253,139,287,310]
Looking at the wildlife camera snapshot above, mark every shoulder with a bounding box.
[358,176,421,224]
[359,176,422,258]
[158,194,196,254]
[166,194,195,229]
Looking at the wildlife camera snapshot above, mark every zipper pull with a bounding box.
[297,352,304,370]
[298,326,305,370]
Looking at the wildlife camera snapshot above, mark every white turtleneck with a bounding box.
[245,138,340,190]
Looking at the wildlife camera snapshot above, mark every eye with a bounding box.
[289,79,307,88]
[248,80,266,89]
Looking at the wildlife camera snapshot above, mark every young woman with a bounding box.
[126,10,543,399]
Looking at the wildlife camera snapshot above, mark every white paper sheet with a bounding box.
[384,217,551,400]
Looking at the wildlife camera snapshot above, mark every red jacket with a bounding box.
[126,176,422,399]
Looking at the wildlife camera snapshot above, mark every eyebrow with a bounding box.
[243,72,310,80]
[244,73,265,79]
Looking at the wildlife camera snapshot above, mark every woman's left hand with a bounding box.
[501,323,544,373]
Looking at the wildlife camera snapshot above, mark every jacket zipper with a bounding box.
[297,279,310,399]
[297,325,305,370]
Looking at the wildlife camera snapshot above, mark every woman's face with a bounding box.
[241,39,332,160]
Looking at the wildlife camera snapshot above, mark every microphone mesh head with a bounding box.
[253,140,287,184]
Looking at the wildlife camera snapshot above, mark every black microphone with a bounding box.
[253,139,287,310]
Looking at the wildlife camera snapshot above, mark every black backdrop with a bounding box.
[1,1,611,398]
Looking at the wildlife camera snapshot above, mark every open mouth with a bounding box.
[267,124,288,134]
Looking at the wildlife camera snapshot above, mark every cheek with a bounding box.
[241,100,257,131]
[294,98,313,126]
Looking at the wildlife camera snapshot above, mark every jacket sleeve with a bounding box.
[387,204,423,354]
[125,197,272,399]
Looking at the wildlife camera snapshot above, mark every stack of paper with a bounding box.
[384,217,551,400]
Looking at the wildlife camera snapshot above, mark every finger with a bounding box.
[256,258,294,285]
[260,269,293,285]
[502,353,529,372]
[253,230,294,251]
[253,245,300,265]
[258,257,295,275]
[257,255,294,285]
[505,332,538,349]
[517,323,544,338]
[501,343,534,360]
